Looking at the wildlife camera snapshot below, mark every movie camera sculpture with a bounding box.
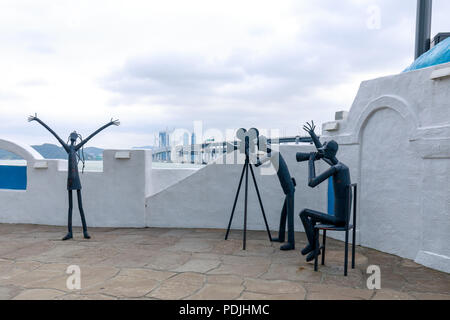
[224,128,272,250]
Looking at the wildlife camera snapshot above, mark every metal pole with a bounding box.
[415,0,433,59]
[249,164,272,242]
[225,164,246,240]
[243,160,249,250]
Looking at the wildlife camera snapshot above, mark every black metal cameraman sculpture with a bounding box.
[298,121,351,262]
[255,136,296,251]
[28,114,120,240]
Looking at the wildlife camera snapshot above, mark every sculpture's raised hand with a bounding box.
[303,121,316,136]
[28,113,38,122]
[75,118,119,151]
[27,113,69,151]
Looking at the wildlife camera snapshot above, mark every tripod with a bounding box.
[225,138,272,250]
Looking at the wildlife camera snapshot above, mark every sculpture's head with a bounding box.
[258,135,268,151]
[69,131,78,144]
[318,140,338,163]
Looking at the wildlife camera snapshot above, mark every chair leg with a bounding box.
[352,184,357,269]
[352,227,356,269]
[314,228,319,272]
[321,230,326,265]
[344,229,349,276]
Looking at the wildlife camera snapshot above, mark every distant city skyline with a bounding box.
[1,0,449,149]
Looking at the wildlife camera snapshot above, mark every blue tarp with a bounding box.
[404,37,450,72]
[0,166,27,190]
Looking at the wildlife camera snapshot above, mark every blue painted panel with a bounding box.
[327,176,335,216]
[404,37,450,72]
[0,166,27,190]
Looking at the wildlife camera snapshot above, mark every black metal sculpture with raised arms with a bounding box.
[255,136,296,251]
[298,121,351,262]
[28,114,120,240]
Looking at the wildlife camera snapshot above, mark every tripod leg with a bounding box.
[249,164,272,241]
[243,163,249,250]
[225,164,246,240]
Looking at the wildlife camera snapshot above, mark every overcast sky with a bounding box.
[0,0,449,148]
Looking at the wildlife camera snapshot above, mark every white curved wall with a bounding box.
[359,108,421,258]
[322,62,450,273]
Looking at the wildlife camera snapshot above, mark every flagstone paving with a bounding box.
[0,223,448,300]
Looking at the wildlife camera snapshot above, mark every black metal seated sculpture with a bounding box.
[28,114,120,240]
[255,136,296,251]
[298,121,351,262]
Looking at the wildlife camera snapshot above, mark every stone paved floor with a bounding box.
[0,224,449,300]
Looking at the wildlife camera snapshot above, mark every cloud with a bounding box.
[100,0,414,133]
[102,44,357,110]
[0,90,22,101]
[102,53,246,106]
[1,0,450,148]
[17,79,48,87]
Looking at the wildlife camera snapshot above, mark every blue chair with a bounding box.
[313,183,357,276]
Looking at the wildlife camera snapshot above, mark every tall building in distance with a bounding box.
[190,133,196,163]
[183,132,190,146]
[158,131,170,148]
[158,130,170,161]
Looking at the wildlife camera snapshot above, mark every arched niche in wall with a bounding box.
[0,139,43,190]
[353,95,420,144]
[356,96,422,259]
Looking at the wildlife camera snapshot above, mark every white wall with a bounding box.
[145,145,329,232]
[150,168,198,196]
[0,139,328,233]
[0,143,152,228]
[320,62,450,273]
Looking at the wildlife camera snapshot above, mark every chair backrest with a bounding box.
[345,184,357,227]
